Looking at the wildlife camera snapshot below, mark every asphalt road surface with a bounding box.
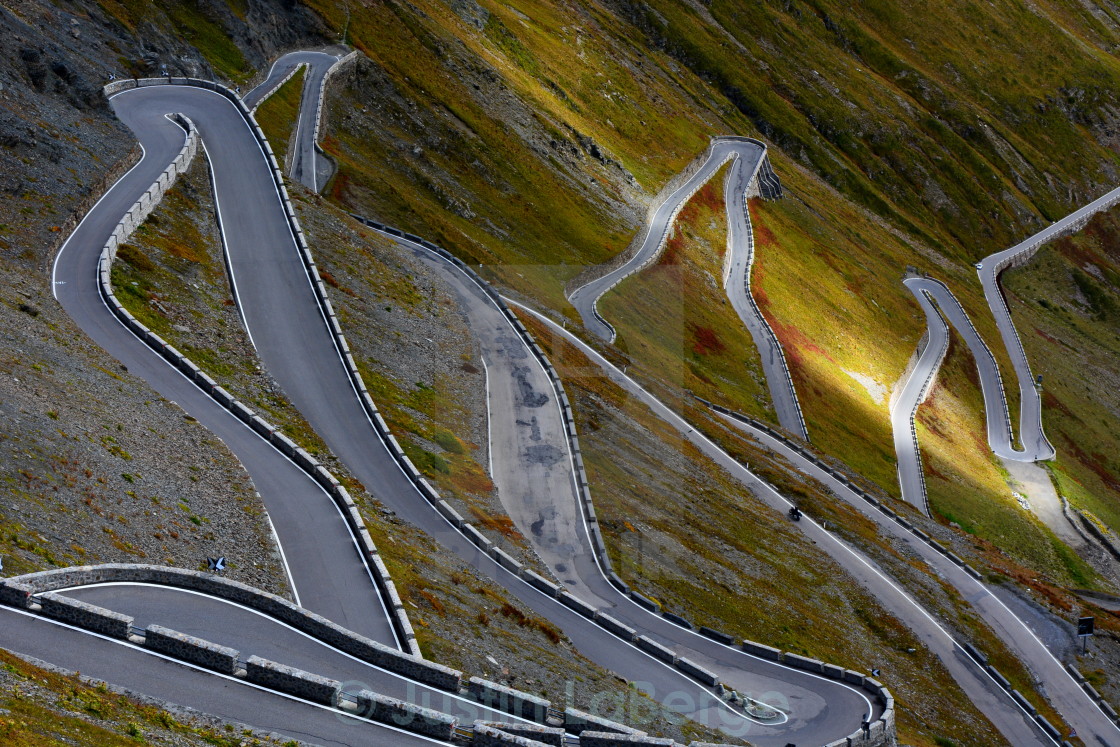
[569,139,764,343]
[244,50,342,192]
[722,153,808,441]
[49,84,401,649]
[0,605,442,746]
[710,405,1120,747]
[34,68,880,746]
[511,299,1120,747]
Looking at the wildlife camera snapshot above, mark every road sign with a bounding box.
[207,556,226,574]
[1078,617,1094,652]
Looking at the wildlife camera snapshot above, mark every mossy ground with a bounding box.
[255,64,306,168]
[0,648,284,746]
[1002,208,1120,535]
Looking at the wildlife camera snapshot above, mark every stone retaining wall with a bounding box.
[38,591,133,639]
[246,655,339,705]
[144,624,239,675]
[477,722,564,746]
[96,75,419,658]
[580,732,675,747]
[355,689,457,740]
[467,677,550,723]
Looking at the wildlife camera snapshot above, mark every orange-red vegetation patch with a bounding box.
[469,505,520,539]
[690,324,725,355]
[748,199,778,249]
[660,228,685,266]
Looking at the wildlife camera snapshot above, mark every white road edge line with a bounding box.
[0,604,448,743]
[102,84,404,650]
[508,297,1078,744]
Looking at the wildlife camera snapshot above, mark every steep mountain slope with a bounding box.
[3,0,1120,743]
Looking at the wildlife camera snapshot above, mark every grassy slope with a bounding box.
[0,649,284,746]
[255,65,306,168]
[598,169,776,423]
[1002,208,1120,534]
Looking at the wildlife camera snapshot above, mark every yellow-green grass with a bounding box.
[522,311,1011,747]
[96,1,253,83]
[255,65,306,169]
[0,648,268,746]
[918,334,1100,587]
[597,165,775,423]
[1002,208,1120,536]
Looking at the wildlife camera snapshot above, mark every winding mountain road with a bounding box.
[245,49,342,191]
[17,42,1120,747]
[19,53,887,747]
[722,153,808,441]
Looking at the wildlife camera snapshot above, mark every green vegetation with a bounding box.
[1003,208,1120,535]
[97,0,252,82]
[0,648,272,745]
[255,66,306,169]
[598,169,775,423]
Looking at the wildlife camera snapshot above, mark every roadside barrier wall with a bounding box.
[1,564,457,689]
[353,215,899,745]
[246,655,339,705]
[476,721,565,746]
[356,689,458,740]
[38,591,133,639]
[97,75,420,658]
[563,136,782,308]
[145,624,239,674]
[720,157,806,441]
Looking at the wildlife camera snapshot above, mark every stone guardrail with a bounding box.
[350,216,899,745]
[248,61,305,115]
[719,156,806,442]
[975,186,1120,463]
[566,137,781,342]
[3,573,751,745]
[695,397,1103,743]
[896,286,950,517]
[249,61,307,173]
[98,75,420,657]
[0,564,455,688]
[312,50,358,150]
[900,274,1025,515]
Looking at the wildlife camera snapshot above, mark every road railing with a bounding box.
[353,216,900,745]
[98,75,420,657]
[721,158,807,441]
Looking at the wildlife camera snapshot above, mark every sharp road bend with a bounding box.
[721,152,808,441]
[15,51,880,747]
[568,136,808,440]
[7,44,1117,747]
[891,181,1120,513]
[244,49,345,192]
